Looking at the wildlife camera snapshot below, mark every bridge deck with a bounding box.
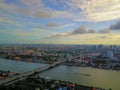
[0,60,65,86]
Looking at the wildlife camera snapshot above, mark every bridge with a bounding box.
[0,60,66,86]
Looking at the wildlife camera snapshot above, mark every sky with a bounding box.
[0,0,120,45]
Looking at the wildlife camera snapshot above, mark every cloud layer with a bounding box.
[109,20,120,30]
[0,0,120,22]
[47,33,120,45]
[0,0,120,44]
[49,25,111,38]
[65,0,120,22]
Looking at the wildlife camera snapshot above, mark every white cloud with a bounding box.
[65,0,120,22]
[2,0,119,22]
[0,0,120,23]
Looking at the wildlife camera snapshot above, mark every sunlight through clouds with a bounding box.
[0,0,120,44]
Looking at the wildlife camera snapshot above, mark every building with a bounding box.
[106,50,114,60]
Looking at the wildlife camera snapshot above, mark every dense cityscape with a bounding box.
[0,44,120,90]
[0,44,120,70]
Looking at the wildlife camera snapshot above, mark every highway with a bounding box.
[0,60,65,86]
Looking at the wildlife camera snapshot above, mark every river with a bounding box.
[0,58,46,73]
[0,58,120,90]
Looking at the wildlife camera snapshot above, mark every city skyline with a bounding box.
[0,0,120,44]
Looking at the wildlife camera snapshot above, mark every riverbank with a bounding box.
[0,75,107,90]
[1,57,120,71]
[0,70,19,80]
[63,60,120,71]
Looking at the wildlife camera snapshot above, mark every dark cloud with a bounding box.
[109,20,120,30]
[71,25,96,34]
[46,22,61,27]
[98,29,110,34]
[35,10,53,19]
[87,29,96,33]
[49,25,111,38]
[48,33,68,38]
[72,25,87,34]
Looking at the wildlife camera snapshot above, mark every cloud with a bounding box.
[0,16,23,26]
[95,36,108,39]
[17,0,74,19]
[72,25,87,34]
[49,33,68,38]
[109,20,120,30]
[0,26,53,37]
[48,25,112,38]
[18,0,54,19]
[35,10,53,19]
[16,8,32,16]
[95,35,112,40]
[1,0,119,22]
[45,22,76,29]
[71,25,110,35]
[0,0,52,19]
[64,0,120,22]
[46,33,120,45]
[88,29,96,33]
[46,22,61,27]
[1,0,120,44]
[98,29,110,34]
[21,0,44,8]
[0,0,16,11]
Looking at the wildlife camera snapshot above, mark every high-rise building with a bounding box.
[106,51,114,59]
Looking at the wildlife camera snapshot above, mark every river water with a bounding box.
[0,58,46,73]
[0,58,120,90]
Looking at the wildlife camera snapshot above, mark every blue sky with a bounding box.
[0,0,120,44]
